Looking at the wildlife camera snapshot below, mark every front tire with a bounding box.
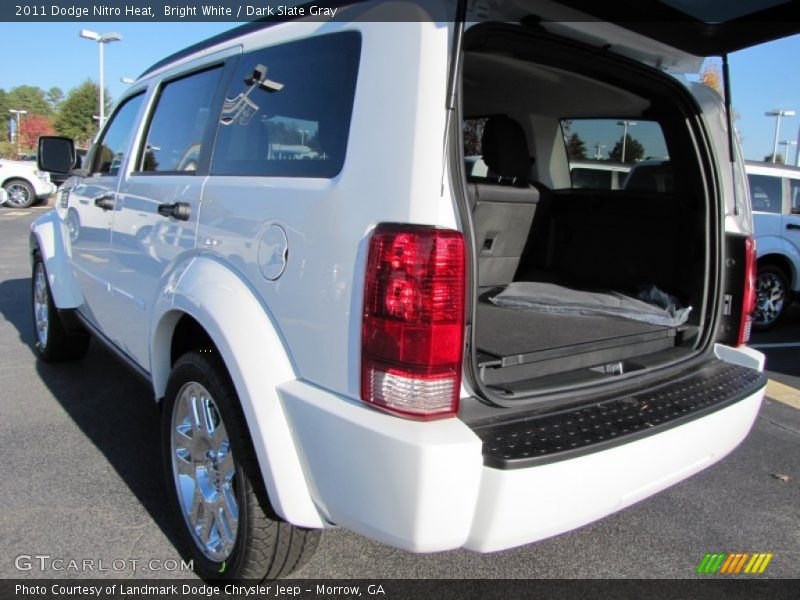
[31,253,90,361]
[161,351,320,580]
[4,178,36,208]
[753,264,790,330]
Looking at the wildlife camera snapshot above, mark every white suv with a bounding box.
[0,158,56,208]
[746,161,800,328]
[32,1,787,581]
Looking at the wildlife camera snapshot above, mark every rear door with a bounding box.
[748,171,785,241]
[785,177,800,289]
[105,54,235,367]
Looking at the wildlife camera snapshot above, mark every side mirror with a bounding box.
[38,136,76,174]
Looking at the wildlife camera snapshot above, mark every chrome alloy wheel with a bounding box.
[6,182,32,207]
[754,271,786,327]
[171,382,238,562]
[33,262,49,348]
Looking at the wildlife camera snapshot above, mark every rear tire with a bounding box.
[31,253,90,361]
[161,351,320,580]
[753,264,790,331]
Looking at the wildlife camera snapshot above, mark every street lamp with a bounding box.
[120,77,135,85]
[765,109,795,163]
[9,109,27,158]
[617,120,637,163]
[780,140,797,165]
[80,29,123,127]
[593,142,606,160]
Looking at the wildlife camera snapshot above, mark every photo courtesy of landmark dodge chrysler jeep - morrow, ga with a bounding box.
[30,0,798,582]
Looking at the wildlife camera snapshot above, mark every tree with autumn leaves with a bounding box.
[0,81,108,159]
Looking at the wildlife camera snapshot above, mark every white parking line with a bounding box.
[750,342,800,349]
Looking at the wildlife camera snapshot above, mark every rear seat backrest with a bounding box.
[470,116,539,288]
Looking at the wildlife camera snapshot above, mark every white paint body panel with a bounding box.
[277,346,763,552]
[0,158,56,199]
[747,162,800,291]
[29,208,84,308]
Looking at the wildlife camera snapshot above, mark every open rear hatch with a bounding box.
[455,1,799,409]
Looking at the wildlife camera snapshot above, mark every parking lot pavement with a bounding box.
[0,208,797,579]
[751,303,800,404]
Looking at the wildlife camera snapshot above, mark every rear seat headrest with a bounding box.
[482,116,531,182]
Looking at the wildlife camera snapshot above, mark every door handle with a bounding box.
[94,193,115,210]
[787,223,800,230]
[157,202,191,221]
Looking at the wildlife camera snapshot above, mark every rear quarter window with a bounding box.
[747,173,783,214]
[211,32,361,179]
[561,119,669,192]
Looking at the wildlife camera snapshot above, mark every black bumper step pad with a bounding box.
[475,361,765,469]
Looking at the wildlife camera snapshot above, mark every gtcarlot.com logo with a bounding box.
[15,554,193,573]
[696,552,774,575]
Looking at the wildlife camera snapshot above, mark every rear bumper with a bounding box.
[464,385,763,551]
[278,347,764,553]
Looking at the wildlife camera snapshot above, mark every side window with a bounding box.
[463,117,489,179]
[747,174,783,213]
[139,66,222,173]
[212,32,361,178]
[91,94,144,176]
[560,119,669,191]
[790,179,800,214]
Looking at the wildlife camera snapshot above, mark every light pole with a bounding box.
[765,109,795,163]
[780,140,797,165]
[80,29,123,127]
[617,120,637,163]
[9,109,27,158]
[593,142,606,160]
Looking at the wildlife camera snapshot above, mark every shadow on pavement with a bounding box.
[0,276,184,556]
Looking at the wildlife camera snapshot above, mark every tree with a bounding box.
[609,134,645,163]
[55,80,110,147]
[19,114,55,152]
[700,63,722,95]
[700,61,741,126]
[463,118,486,157]
[47,87,64,111]
[0,89,9,144]
[6,85,52,117]
[764,153,784,164]
[565,132,587,159]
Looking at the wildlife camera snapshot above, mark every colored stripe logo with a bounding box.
[696,552,773,574]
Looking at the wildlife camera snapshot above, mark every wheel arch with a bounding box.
[28,211,84,308]
[2,175,34,189]
[150,257,324,529]
[757,252,797,291]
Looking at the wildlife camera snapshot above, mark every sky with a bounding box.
[0,21,799,163]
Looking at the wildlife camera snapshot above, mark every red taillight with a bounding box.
[361,224,465,420]
[738,236,757,346]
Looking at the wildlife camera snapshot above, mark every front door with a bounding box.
[67,94,145,335]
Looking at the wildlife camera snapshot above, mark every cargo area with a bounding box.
[461,26,713,400]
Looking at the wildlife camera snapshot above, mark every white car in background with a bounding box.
[746,161,800,329]
[0,159,56,208]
